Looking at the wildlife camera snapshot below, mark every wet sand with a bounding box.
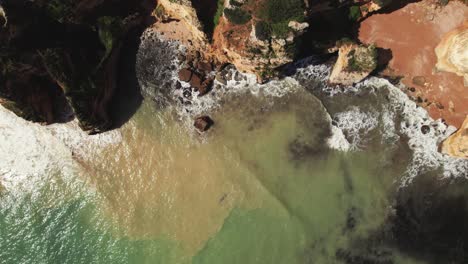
[359,0,468,128]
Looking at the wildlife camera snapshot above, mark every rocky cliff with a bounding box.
[151,0,310,81]
[329,42,377,85]
[1,0,467,164]
[212,0,309,81]
[0,0,154,132]
[442,116,468,159]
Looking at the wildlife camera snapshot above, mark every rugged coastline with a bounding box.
[1,1,468,263]
[0,0,466,157]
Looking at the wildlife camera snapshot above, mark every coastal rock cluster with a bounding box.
[0,0,467,157]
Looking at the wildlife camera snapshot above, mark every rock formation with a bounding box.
[212,0,309,81]
[329,42,378,85]
[153,0,309,82]
[435,21,468,86]
[442,116,468,159]
[0,0,154,133]
[155,0,207,46]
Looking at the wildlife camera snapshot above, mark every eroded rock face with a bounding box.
[442,116,468,159]
[0,0,154,133]
[435,22,468,86]
[329,42,378,85]
[156,0,207,45]
[212,0,309,81]
[151,0,309,81]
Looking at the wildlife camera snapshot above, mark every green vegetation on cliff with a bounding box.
[347,45,378,72]
[258,0,305,37]
[214,0,225,26]
[224,7,251,25]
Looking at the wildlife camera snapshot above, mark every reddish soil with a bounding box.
[359,0,468,128]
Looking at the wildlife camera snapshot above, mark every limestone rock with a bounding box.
[435,22,468,86]
[288,21,309,33]
[212,1,308,81]
[329,43,378,85]
[442,116,468,159]
[0,4,7,27]
[157,0,206,42]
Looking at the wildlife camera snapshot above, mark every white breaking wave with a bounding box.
[293,62,467,182]
[332,106,379,151]
[0,105,121,193]
[137,35,467,182]
[327,125,351,152]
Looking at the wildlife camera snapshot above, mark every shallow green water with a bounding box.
[0,87,434,263]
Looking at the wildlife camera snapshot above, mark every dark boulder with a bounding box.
[421,125,430,134]
[194,116,214,132]
[197,61,213,73]
[178,68,193,82]
[198,77,214,96]
[189,72,203,90]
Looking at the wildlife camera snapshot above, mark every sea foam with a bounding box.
[294,62,467,183]
[0,105,121,193]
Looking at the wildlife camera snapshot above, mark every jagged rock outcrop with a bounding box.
[155,0,207,45]
[442,116,468,159]
[212,0,309,81]
[0,0,154,132]
[435,21,468,86]
[152,0,309,81]
[329,42,378,85]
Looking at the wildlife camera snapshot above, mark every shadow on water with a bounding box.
[334,171,468,264]
[390,173,468,263]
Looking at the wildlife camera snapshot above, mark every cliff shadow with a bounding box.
[108,25,153,130]
[375,0,423,15]
[191,0,219,40]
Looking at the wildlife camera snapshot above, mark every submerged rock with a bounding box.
[194,116,214,132]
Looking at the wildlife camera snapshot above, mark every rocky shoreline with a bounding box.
[0,0,467,158]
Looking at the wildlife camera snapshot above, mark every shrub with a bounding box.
[224,8,251,25]
[45,0,74,22]
[348,6,361,21]
[96,17,123,68]
[255,21,271,41]
[213,0,225,26]
[259,0,305,23]
[347,45,378,72]
[258,0,305,37]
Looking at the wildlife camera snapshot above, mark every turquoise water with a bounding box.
[0,83,465,264]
